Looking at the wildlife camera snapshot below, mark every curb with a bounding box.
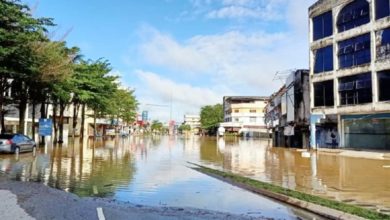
[197,170,366,220]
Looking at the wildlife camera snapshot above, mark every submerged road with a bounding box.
[0,177,262,220]
[0,135,388,218]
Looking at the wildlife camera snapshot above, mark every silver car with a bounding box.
[0,134,36,154]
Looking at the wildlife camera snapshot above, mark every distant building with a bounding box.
[184,114,201,134]
[309,0,390,150]
[265,69,310,148]
[220,96,268,137]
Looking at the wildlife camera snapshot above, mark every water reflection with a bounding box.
[212,137,390,211]
[0,135,389,217]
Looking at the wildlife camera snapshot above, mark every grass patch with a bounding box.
[192,164,390,220]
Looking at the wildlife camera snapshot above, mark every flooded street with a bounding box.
[0,136,389,218]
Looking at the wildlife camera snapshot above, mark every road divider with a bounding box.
[188,162,390,220]
[97,207,105,220]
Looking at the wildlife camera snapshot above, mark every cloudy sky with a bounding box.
[26,0,315,122]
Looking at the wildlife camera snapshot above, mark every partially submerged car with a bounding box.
[0,134,36,154]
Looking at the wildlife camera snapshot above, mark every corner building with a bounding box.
[309,0,390,150]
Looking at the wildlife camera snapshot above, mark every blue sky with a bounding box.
[25,0,315,122]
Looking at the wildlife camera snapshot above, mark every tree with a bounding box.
[150,120,163,133]
[106,88,138,126]
[0,0,53,134]
[31,41,79,142]
[200,104,224,135]
[73,59,118,137]
[178,124,191,133]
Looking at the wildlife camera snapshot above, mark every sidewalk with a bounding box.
[317,148,390,160]
[0,190,34,220]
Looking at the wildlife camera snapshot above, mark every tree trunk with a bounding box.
[32,102,36,140]
[0,89,4,134]
[40,100,46,145]
[72,103,79,138]
[1,110,5,134]
[18,97,27,134]
[80,104,85,140]
[93,110,97,139]
[0,77,6,134]
[58,102,65,143]
[53,103,58,143]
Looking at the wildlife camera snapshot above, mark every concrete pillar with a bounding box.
[337,114,343,148]
[370,10,378,103]
[310,122,317,149]
[310,114,325,149]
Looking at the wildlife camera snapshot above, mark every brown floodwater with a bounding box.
[0,135,389,218]
[212,137,390,213]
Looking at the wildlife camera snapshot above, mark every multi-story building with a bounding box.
[184,114,201,134]
[265,69,310,148]
[220,96,268,137]
[309,0,390,150]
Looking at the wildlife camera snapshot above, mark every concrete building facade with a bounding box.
[309,0,390,150]
[184,114,201,134]
[265,69,311,148]
[220,96,268,137]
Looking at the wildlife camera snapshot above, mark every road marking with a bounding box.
[97,207,105,220]
[93,185,98,195]
[383,165,390,168]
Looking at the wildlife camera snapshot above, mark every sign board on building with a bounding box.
[39,118,53,136]
[142,111,148,121]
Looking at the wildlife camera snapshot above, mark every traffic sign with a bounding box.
[39,118,53,136]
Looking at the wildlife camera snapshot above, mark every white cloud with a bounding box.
[137,27,298,94]
[136,70,222,106]
[135,70,231,121]
[126,0,315,122]
[188,0,287,20]
[286,0,313,34]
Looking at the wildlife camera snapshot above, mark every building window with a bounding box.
[337,0,370,33]
[234,118,239,122]
[377,28,390,60]
[378,70,390,101]
[250,117,256,122]
[376,0,390,20]
[234,109,239,113]
[313,11,333,41]
[339,73,372,105]
[249,109,256,113]
[314,45,333,73]
[314,80,334,107]
[338,33,370,69]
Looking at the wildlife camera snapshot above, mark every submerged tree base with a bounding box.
[190,163,390,220]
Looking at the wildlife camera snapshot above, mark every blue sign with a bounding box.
[142,111,148,121]
[39,118,53,136]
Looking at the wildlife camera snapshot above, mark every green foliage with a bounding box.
[200,104,223,134]
[178,124,191,132]
[0,0,138,134]
[0,0,53,79]
[71,59,117,116]
[151,120,164,132]
[106,88,138,123]
[193,165,390,220]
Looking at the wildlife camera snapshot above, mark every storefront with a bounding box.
[341,113,390,150]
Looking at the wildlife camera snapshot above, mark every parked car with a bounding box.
[0,134,36,154]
